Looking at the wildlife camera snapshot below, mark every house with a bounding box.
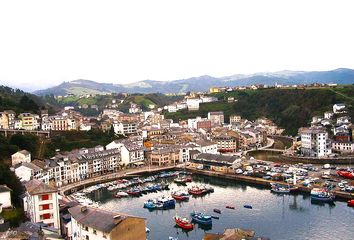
[186,98,201,111]
[11,150,31,166]
[106,140,145,166]
[23,179,60,231]
[333,103,346,113]
[332,142,354,154]
[69,205,146,240]
[208,111,224,126]
[15,162,44,182]
[299,127,331,157]
[213,135,238,153]
[113,121,137,135]
[167,104,177,113]
[0,185,12,208]
[190,153,241,172]
[190,140,218,154]
[324,111,334,119]
[230,115,241,124]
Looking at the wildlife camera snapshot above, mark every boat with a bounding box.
[211,215,219,219]
[188,186,204,195]
[158,196,176,208]
[168,237,178,240]
[337,171,354,180]
[171,191,190,201]
[348,200,354,207]
[213,208,221,214]
[114,191,128,198]
[145,227,150,233]
[174,177,187,185]
[144,199,158,209]
[190,211,212,225]
[310,188,335,202]
[244,205,253,209]
[226,205,235,209]
[174,215,194,230]
[271,183,298,194]
[127,188,141,196]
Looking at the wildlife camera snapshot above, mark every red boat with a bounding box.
[188,187,204,195]
[348,200,354,207]
[226,205,235,209]
[171,191,190,201]
[337,171,354,180]
[174,215,193,230]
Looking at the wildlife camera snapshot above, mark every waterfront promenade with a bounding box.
[59,165,175,195]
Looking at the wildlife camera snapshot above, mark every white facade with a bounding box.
[186,98,201,111]
[11,150,31,166]
[167,105,177,113]
[113,122,137,135]
[0,185,12,208]
[332,142,354,153]
[24,180,60,231]
[300,128,331,157]
[333,104,346,113]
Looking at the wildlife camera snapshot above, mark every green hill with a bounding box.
[165,85,354,136]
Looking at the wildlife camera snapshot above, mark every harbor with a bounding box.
[78,172,354,240]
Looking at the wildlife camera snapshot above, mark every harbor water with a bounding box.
[87,174,354,240]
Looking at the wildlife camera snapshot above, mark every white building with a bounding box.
[113,121,137,135]
[15,162,44,182]
[167,105,177,113]
[324,111,334,119]
[333,103,346,113]
[332,142,354,154]
[23,179,60,231]
[208,111,224,126]
[69,205,146,240]
[106,140,145,166]
[0,185,12,208]
[186,98,201,111]
[190,140,218,154]
[11,150,31,166]
[299,127,331,157]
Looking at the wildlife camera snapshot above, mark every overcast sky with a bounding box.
[0,0,353,91]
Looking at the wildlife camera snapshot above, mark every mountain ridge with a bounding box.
[33,68,354,96]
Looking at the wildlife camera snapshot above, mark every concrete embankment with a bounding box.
[181,167,354,201]
[60,166,175,195]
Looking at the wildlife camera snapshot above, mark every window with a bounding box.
[40,213,52,220]
[40,204,51,210]
[40,194,50,201]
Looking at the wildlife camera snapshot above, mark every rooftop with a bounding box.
[68,205,144,233]
[0,185,12,193]
[25,179,57,195]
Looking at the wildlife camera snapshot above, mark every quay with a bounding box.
[59,165,175,195]
[181,167,354,201]
[60,163,353,201]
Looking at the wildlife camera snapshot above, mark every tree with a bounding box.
[9,134,39,156]
[19,95,39,112]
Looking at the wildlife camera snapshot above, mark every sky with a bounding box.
[0,0,354,91]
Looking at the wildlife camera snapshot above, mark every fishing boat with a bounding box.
[158,196,176,208]
[310,188,335,202]
[174,215,194,230]
[127,188,141,196]
[348,200,354,207]
[213,208,221,214]
[144,199,158,209]
[174,177,187,185]
[188,186,204,195]
[244,205,253,209]
[114,191,128,198]
[271,183,298,194]
[171,191,190,201]
[226,205,235,209]
[190,211,212,225]
[337,171,354,180]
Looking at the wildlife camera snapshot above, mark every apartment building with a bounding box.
[69,205,146,240]
[23,179,60,231]
[299,127,331,157]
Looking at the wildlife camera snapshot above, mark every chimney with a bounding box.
[81,206,87,212]
[113,215,121,225]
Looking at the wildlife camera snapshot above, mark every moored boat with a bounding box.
[337,171,354,180]
[190,211,212,225]
[174,215,193,230]
[244,205,253,209]
[171,191,190,201]
[127,188,141,196]
[347,199,354,207]
[114,191,128,198]
[310,188,335,202]
[213,208,221,214]
[226,205,235,209]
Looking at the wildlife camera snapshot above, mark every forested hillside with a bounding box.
[165,86,354,135]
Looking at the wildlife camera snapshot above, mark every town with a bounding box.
[0,84,353,240]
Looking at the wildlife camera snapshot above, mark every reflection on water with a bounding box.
[87,174,354,240]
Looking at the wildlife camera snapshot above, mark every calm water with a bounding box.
[87,174,354,240]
